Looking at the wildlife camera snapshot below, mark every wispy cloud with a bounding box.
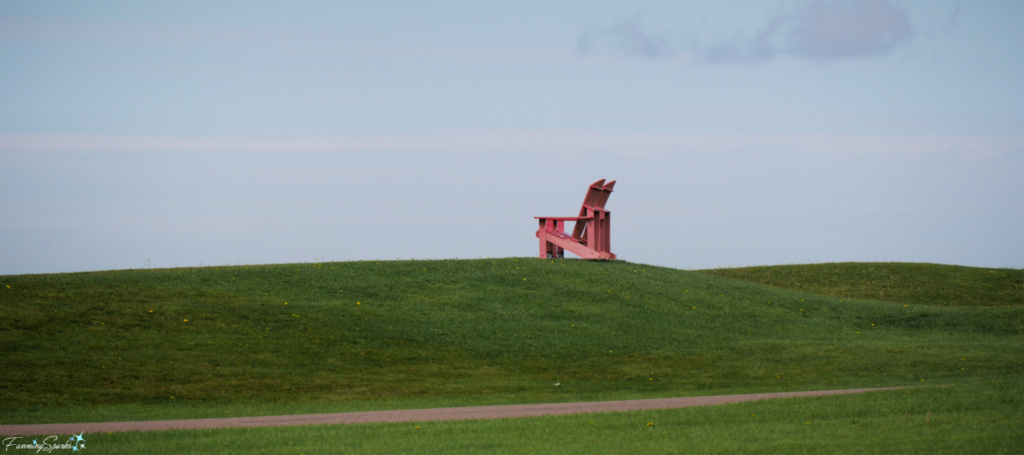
[576,14,675,59]
[697,14,787,64]
[579,0,914,63]
[784,0,913,59]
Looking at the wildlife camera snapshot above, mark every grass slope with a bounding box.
[697,262,1024,307]
[1,259,1022,427]
[82,380,1024,454]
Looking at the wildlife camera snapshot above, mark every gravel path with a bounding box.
[0,387,904,436]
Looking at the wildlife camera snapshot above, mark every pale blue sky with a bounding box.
[1,1,1022,274]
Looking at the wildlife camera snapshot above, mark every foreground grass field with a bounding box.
[2,259,1022,451]
[69,380,1024,454]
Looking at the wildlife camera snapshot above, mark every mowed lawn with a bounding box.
[2,259,1021,452]
[77,379,1024,454]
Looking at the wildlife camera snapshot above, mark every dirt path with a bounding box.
[0,387,905,436]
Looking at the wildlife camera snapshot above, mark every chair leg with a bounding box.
[553,220,564,259]
[604,212,611,254]
[538,219,548,259]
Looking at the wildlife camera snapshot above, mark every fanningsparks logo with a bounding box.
[2,434,86,452]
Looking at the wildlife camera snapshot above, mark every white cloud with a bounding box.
[580,0,915,63]
[695,15,786,64]
[785,0,913,59]
[576,15,675,59]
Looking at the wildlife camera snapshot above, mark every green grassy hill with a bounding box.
[2,259,1022,425]
[697,262,1024,307]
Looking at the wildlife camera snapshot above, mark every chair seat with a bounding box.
[538,229,579,242]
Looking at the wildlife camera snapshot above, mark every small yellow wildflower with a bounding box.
[647,422,653,426]
[184,319,188,322]
[357,302,360,305]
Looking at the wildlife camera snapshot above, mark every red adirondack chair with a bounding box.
[535,179,617,260]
